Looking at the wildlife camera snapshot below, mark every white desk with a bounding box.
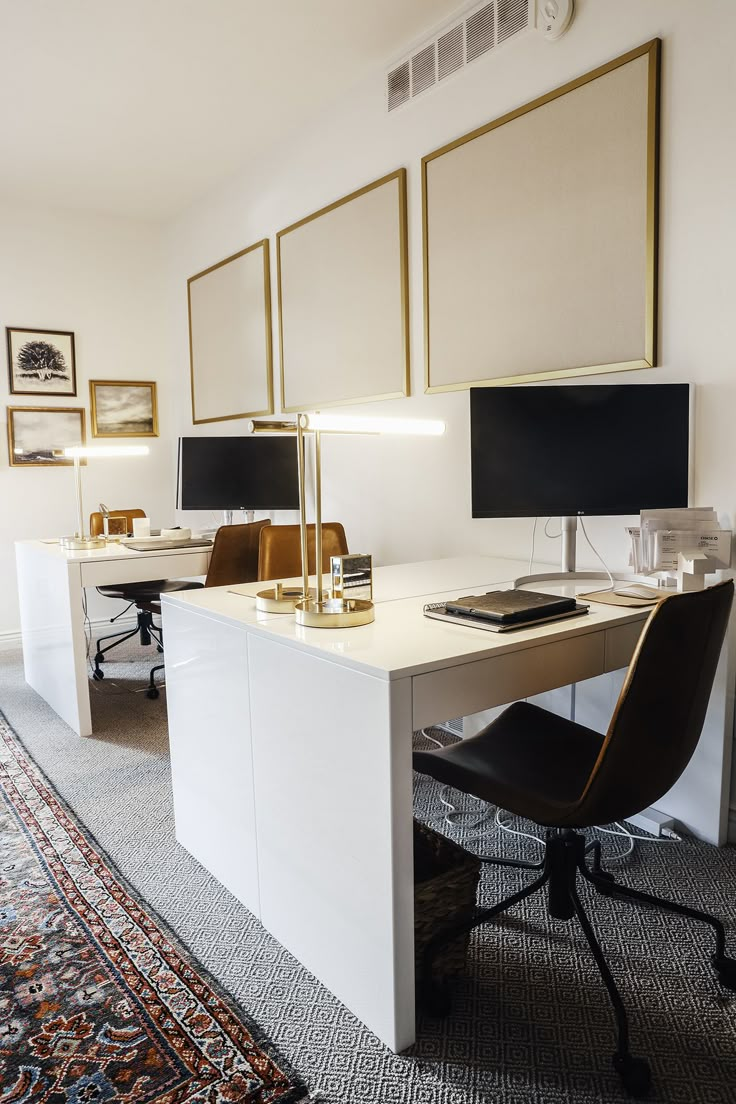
[15,539,212,737]
[162,556,674,1053]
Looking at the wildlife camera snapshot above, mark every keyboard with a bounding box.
[125,538,213,551]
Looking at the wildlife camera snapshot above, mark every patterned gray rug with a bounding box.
[1,638,735,1103]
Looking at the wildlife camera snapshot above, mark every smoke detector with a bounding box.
[538,0,574,41]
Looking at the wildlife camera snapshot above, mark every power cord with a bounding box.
[578,515,615,590]
[528,517,538,574]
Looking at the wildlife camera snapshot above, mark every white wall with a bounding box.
[1,202,176,635]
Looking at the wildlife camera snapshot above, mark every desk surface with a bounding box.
[16,538,212,564]
[163,556,649,682]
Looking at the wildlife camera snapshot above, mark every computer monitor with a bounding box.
[178,436,300,511]
[470,384,690,519]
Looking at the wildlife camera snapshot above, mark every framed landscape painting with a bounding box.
[6,327,77,396]
[7,406,86,466]
[90,380,158,437]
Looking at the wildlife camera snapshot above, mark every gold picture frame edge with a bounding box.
[89,379,160,438]
[277,167,410,413]
[422,38,661,394]
[187,237,275,426]
[7,404,87,468]
[6,326,78,397]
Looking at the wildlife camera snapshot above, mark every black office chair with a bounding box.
[89,509,203,681]
[413,581,735,1098]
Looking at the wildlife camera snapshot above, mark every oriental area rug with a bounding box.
[0,711,306,1104]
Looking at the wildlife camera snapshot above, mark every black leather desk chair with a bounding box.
[413,581,735,1098]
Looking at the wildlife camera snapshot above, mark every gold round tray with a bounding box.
[255,586,313,614]
[59,535,106,550]
[294,597,375,629]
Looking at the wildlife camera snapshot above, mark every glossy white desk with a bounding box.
[15,539,212,736]
[162,556,665,1053]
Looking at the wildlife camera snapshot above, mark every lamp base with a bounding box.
[294,597,375,629]
[255,586,314,614]
[60,535,106,550]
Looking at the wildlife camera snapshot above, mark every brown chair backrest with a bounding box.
[574,580,733,827]
[205,520,271,588]
[89,508,146,537]
[258,522,348,581]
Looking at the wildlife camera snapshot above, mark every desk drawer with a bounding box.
[412,633,605,730]
[604,621,644,672]
[80,551,210,587]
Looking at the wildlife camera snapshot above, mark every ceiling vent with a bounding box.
[387,0,534,112]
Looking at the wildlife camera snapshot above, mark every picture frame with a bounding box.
[188,239,274,425]
[7,406,86,467]
[6,327,77,396]
[422,39,660,392]
[277,168,410,412]
[89,380,159,438]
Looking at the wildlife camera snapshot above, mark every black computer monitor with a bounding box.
[470,384,690,518]
[178,436,300,511]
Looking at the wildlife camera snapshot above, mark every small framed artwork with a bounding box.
[6,327,77,396]
[89,380,159,437]
[7,406,86,466]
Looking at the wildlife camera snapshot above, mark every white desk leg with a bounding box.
[15,542,91,737]
[248,634,416,1052]
[163,603,261,915]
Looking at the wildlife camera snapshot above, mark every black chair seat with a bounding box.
[97,579,203,601]
[413,701,604,826]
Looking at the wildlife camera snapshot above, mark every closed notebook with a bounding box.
[445,589,576,624]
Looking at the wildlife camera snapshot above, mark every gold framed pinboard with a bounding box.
[422,39,661,392]
[277,168,410,412]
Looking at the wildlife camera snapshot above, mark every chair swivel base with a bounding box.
[420,827,736,1099]
[93,610,163,680]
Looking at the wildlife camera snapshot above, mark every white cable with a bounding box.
[495,807,546,848]
[578,515,615,590]
[595,822,680,845]
[528,517,538,574]
[544,518,562,539]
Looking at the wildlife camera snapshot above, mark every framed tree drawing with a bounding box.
[7,406,86,466]
[6,328,77,396]
[90,380,158,437]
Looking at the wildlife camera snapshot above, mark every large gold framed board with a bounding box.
[423,39,661,392]
[277,168,410,412]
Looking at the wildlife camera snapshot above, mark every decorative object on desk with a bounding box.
[103,514,128,540]
[331,553,373,601]
[188,239,274,425]
[7,405,85,467]
[132,515,151,538]
[0,709,306,1104]
[90,379,158,437]
[277,168,409,411]
[60,445,149,549]
[629,507,732,591]
[250,412,445,626]
[6,326,76,395]
[422,39,660,392]
[413,819,480,986]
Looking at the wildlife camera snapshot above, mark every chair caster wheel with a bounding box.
[157,645,164,653]
[421,974,452,1018]
[92,669,104,681]
[713,955,736,991]
[94,652,104,664]
[613,1054,651,1098]
[147,687,160,700]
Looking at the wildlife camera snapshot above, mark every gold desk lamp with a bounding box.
[249,412,445,628]
[59,445,149,550]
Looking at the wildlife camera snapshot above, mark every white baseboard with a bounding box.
[0,616,139,651]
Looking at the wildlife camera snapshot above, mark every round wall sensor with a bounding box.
[539,0,574,41]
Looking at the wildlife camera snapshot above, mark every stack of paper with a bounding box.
[628,508,731,575]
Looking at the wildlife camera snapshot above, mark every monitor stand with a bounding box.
[513,515,623,590]
[222,509,255,526]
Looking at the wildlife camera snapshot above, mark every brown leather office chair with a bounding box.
[144,520,270,698]
[258,522,348,581]
[413,581,735,1099]
[90,509,204,679]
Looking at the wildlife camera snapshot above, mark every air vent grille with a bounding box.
[387,61,411,111]
[387,0,531,112]
[498,0,528,44]
[411,43,436,97]
[438,24,464,81]
[466,2,495,63]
